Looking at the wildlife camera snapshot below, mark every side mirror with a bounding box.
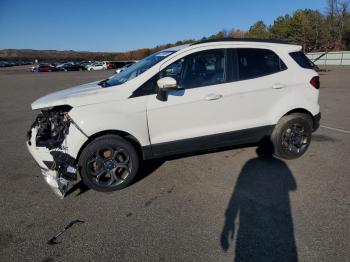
[157,77,177,90]
[156,77,178,102]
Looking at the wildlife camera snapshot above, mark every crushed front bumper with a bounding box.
[27,127,77,199]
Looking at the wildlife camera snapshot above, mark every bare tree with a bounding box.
[327,0,349,48]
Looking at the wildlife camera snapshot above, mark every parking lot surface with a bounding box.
[0,67,349,261]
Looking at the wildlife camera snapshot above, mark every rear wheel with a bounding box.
[79,135,139,192]
[271,113,313,159]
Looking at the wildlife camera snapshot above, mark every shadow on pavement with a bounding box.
[66,159,165,197]
[220,137,298,262]
[65,180,90,197]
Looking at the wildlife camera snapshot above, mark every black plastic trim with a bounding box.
[141,125,274,160]
[313,113,321,132]
[191,38,288,46]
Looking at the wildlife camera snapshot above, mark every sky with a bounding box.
[0,0,327,52]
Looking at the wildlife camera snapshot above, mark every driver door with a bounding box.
[146,48,235,157]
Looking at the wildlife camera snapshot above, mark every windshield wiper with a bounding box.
[98,79,110,88]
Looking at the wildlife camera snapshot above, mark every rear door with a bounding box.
[228,48,290,128]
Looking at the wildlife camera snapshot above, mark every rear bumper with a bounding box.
[313,112,321,132]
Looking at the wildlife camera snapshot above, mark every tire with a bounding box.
[271,113,313,160]
[79,135,139,192]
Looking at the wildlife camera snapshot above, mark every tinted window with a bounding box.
[130,75,157,98]
[160,49,226,89]
[160,59,184,82]
[237,48,287,80]
[290,51,314,69]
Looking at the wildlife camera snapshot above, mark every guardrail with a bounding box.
[306,51,350,66]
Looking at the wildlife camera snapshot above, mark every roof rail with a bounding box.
[191,37,288,45]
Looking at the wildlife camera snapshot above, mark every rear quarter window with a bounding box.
[237,48,287,80]
[289,51,314,69]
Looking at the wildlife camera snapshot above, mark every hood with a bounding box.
[31,81,103,110]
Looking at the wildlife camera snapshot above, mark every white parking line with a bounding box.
[320,125,350,134]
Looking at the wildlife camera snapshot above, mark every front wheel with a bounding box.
[79,135,139,192]
[271,113,313,159]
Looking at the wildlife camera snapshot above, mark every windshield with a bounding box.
[104,50,175,87]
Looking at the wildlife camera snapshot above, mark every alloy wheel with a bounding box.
[86,146,132,187]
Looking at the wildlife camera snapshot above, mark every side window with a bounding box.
[129,75,157,98]
[160,49,226,89]
[289,51,314,69]
[237,48,287,80]
[160,58,185,83]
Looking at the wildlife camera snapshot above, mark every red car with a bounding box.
[106,61,129,69]
[31,64,58,72]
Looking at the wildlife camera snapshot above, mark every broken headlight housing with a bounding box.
[28,105,72,150]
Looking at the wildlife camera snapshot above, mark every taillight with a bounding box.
[310,76,320,89]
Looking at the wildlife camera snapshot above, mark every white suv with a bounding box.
[27,39,321,198]
[86,62,107,71]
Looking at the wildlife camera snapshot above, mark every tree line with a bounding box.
[221,0,350,52]
[113,0,350,60]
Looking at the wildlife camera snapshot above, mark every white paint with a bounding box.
[321,125,350,134]
[28,40,321,158]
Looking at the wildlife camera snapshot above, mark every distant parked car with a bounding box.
[106,61,116,69]
[106,61,128,69]
[19,61,33,66]
[58,63,85,71]
[115,63,134,74]
[31,64,58,72]
[79,61,93,69]
[0,61,9,67]
[7,61,16,67]
[79,61,93,68]
[86,62,107,71]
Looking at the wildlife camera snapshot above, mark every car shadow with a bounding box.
[66,159,165,197]
[132,159,165,184]
[220,137,298,262]
[65,180,90,197]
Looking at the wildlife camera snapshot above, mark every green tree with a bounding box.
[278,9,330,51]
[248,21,270,38]
[270,15,292,40]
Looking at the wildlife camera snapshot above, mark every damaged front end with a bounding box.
[27,105,79,198]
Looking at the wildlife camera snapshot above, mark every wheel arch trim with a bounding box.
[76,129,143,165]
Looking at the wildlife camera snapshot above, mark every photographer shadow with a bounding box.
[220,137,298,262]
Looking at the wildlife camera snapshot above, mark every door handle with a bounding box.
[205,93,223,101]
[272,83,286,89]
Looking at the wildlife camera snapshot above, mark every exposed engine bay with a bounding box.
[28,106,71,149]
[27,106,79,198]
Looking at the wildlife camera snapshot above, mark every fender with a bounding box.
[269,86,320,125]
[68,96,151,149]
